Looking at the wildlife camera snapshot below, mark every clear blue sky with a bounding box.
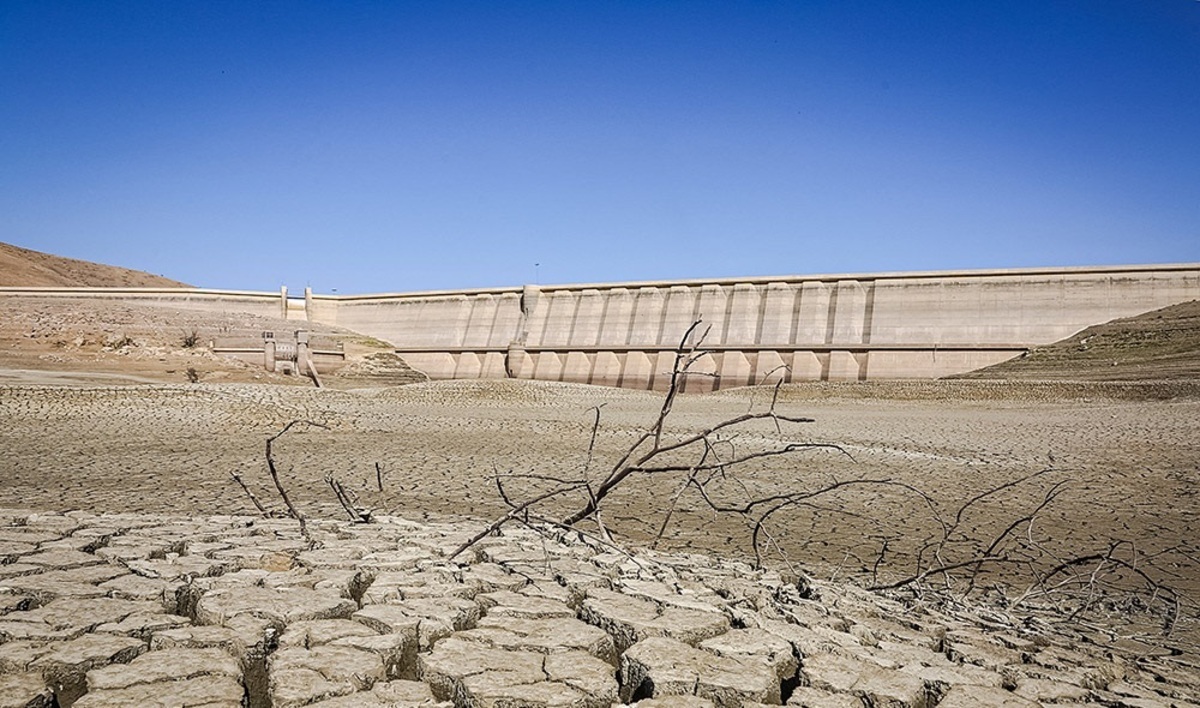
[2,1,1198,293]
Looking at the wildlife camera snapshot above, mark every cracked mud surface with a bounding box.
[1,378,1196,601]
[0,508,1197,707]
[1,378,1198,705]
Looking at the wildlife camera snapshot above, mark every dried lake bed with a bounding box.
[2,378,1196,602]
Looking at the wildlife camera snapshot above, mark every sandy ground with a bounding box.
[2,377,1196,635]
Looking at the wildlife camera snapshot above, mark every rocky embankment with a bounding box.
[954,300,1200,383]
[1,508,1197,707]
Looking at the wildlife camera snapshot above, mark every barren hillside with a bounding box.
[955,299,1200,381]
[0,241,190,287]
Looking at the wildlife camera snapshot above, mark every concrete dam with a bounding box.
[322,263,1200,390]
[5,264,1198,390]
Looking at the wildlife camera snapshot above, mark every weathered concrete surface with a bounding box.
[0,508,1197,707]
[333,264,1200,386]
[5,263,1198,386]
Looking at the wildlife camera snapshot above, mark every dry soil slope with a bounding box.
[956,299,1200,381]
[0,241,190,287]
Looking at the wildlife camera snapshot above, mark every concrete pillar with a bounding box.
[506,343,532,379]
[696,285,728,346]
[591,352,623,387]
[520,285,546,346]
[790,351,823,381]
[295,331,309,374]
[759,283,795,346]
[454,353,482,379]
[660,285,699,347]
[263,332,276,373]
[462,295,498,348]
[795,282,831,344]
[725,284,761,344]
[628,288,666,347]
[754,350,788,385]
[538,291,578,347]
[831,280,868,344]
[491,293,525,348]
[405,353,456,380]
[717,351,752,389]
[571,290,605,347]
[304,287,313,323]
[683,353,718,393]
[533,352,564,382]
[620,351,654,389]
[521,284,542,315]
[827,350,861,381]
[561,352,593,385]
[446,295,474,348]
[280,286,289,320]
[480,352,508,379]
[650,351,678,391]
[598,289,634,347]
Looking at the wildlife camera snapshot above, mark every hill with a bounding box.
[0,241,190,287]
[954,299,1200,381]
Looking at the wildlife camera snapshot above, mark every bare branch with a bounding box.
[229,471,270,516]
[441,315,1186,642]
[326,473,372,523]
[582,404,606,479]
[447,482,587,561]
[264,419,329,539]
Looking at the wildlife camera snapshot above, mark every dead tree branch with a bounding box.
[229,471,270,516]
[326,474,373,523]
[453,319,832,565]
[264,419,329,538]
[447,318,1188,640]
[447,482,588,561]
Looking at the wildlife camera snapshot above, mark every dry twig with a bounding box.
[264,419,329,539]
[326,474,373,523]
[229,470,270,516]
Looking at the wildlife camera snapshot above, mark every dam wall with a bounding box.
[3,264,1198,389]
[322,264,1200,390]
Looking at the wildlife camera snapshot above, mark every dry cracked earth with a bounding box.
[1,508,1198,708]
[1,377,1199,705]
